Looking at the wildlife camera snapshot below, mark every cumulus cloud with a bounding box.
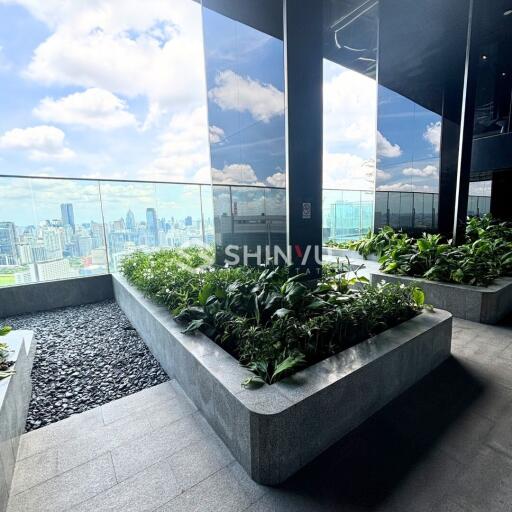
[209,125,225,144]
[0,125,75,160]
[323,152,375,190]
[376,169,392,181]
[13,0,206,127]
[137,106,210,183]
[376,182,437,193]
[211,163,264,186]
[33,88,137,130]
[266,171,285,188]
[402,164,438,177]
[423,121,441,153]
[208,70,284,123]
[323,66,376,152]
[377,131,402,158]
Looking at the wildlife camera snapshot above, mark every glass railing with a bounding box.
[0,175,492,286]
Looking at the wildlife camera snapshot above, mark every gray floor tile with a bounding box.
[147,394,197,431]
[70,459,180,512]
[57,414,152,473]
[450,447,512,512]
[156,462,266,512]
[168,435,234,492]
[111,414,206,482]
[9,448,59,495]
[17,407,104,460]
[101,381,177,424]
[7,453,116,512]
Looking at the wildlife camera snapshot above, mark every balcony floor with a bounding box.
[7,317,512,512]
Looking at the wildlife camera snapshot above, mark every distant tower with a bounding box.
[60,203,75,233]
[146,208,158,247]
[125,209,136,231]
[0,221,17,265]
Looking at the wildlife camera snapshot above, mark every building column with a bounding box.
[491,171,512,220]
[437,114,461,239]
[284,0,323,274]
[452,0,482,243]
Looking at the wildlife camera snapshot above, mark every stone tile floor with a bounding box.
[7,317,512,512]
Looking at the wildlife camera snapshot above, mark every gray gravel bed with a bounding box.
[2,299,169,431]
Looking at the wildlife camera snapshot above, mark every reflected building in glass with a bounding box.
[202,4,286,263]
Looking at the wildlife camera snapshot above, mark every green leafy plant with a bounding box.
[349,215,512,287]
[122,248,424,385]
[0,325,13,380]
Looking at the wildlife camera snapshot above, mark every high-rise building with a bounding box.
[43,228,63,260]
[126,210,136,231]
[60,203,75,233]
[0,222,18,265]
[146,208,158,247]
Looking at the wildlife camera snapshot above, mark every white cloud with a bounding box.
[33,88,137,130]
[137,106,210,183]
[208,70,284,123]
[266,171,285,188]
[209,125,225,144]
[323,66,376,152]
[376,182,437,193]
[377,131,402,158]
[0,125,75,160]
[323,152,375,190]
[212,163,264,186]
[376,169,392,181]
[423,121,441,153]
[12,0,206,127]
[402,164,438,177]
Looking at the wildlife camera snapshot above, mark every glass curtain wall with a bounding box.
[322,0,379,243]
[201,4,286,264]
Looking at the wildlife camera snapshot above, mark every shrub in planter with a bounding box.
[349,215,512,287]
[0,324,13,380]
[121,248,425,385]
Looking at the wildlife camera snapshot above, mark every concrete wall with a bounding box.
[0,330,35,511]
[0,275,113,318]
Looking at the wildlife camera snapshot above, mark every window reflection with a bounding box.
[202,6,286,262]
[375,86,442,232]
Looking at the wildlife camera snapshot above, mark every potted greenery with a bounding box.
[0,325,13,380]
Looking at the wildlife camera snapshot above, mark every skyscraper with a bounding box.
[126,209,136,231]
[146,208,158,247]
[0,222,17,265]
[60,203,75,233]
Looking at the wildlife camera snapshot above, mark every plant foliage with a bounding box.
[121,247,424,385]
[344,215,512,287]
[0,325,13,380]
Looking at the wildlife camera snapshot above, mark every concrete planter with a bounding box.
[0,330,35,512]
[370,271,512,324]
[113,273,452,485]
[0,274,114,318]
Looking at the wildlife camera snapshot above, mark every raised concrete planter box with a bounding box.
[370,271,512,324]
[113,273,452,485]
[0,330,35,512]
[0,275,113,317]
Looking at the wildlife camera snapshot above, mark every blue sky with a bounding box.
[0,0,444,226]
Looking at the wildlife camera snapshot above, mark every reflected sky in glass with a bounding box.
[202,7,285,188]
[376,86,441,194]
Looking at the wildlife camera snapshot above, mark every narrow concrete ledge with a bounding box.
[113,273,452,485]
[0,275,114,318]
[0,330,35,512]
[322,246,379,261]
[370,272,512,324]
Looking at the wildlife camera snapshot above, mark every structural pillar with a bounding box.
[283,0,323,274]
[491,171,512,221]
[452,0,481,243]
